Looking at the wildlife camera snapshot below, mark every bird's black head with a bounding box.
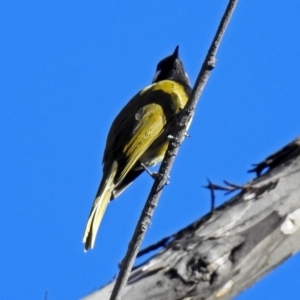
[152,46,191,89]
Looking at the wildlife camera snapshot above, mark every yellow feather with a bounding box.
[118,103,165,182]
[83,161,117,251]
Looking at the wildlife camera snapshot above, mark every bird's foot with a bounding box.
[140,163,170,183]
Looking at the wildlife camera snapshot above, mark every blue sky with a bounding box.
[1,1,300,299]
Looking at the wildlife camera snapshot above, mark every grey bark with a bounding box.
[83,137,300,300]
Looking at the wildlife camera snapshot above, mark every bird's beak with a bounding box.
[172,45,179,58]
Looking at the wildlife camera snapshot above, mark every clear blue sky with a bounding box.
[1,1,300,299]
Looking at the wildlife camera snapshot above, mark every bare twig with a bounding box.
[109,1,238,300]
[204,178,279,202]
[204,179,248,195]
[204,178,216,213]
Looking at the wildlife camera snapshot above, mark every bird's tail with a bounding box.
[83,161,117,251]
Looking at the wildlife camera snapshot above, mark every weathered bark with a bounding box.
[83,137,300,300]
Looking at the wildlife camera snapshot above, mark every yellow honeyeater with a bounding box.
[83,46,191,251]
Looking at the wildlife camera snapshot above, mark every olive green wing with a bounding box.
[113,102,166,185]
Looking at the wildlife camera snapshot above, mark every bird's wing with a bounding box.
[114,102,166,184]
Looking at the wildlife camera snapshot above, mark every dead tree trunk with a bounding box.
[83,137,300,300]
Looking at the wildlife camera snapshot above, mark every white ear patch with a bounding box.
[135,107,144,121]
[152,70,161,83]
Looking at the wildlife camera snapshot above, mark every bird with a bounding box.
[83,46,191,251]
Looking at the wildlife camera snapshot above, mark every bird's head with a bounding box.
[152,46,191,89]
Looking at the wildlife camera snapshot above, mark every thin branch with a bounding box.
[109,1,238,300]
[204,178,216,213]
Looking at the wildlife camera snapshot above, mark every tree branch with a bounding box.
[109,1,238,300]
[83,136,300,300]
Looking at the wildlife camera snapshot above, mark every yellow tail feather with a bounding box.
[83,161,117,251]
